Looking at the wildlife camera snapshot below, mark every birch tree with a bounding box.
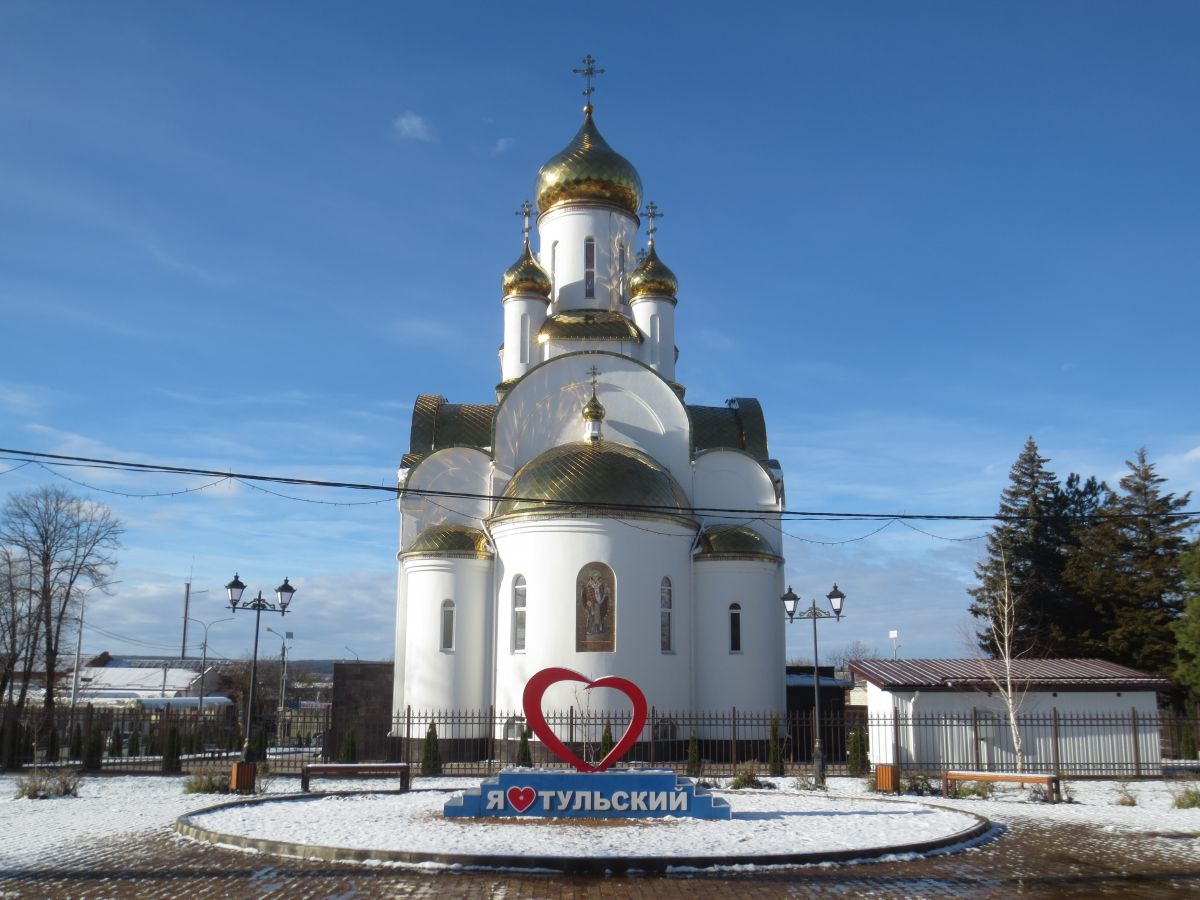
[0,487,123,723]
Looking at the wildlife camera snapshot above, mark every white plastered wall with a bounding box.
[537,205,639,311]
[692,451,782,555]
[628,295,676,381]
[692,558,786,719]
[492,353,690,486]
[501,294,550,382]
[491,516,695,729]
[400,556,494,718]
[398,448,492,548]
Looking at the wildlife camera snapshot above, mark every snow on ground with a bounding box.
[3,773,1199,870]
[184,789,980,860]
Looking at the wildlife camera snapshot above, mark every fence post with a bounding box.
[649,706,656,766]
[404,705,411,767]
[971,707,980,771]
[731,707,738,770]
[1131,707,1141,777]
[1051,708,1061,777]
[569,705,575,746]
[891,704,900,782]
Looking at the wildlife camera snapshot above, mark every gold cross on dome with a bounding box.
[587,365,601,385]
[643,201,664,245]
[515,200,533,244]
[573,55,605,105]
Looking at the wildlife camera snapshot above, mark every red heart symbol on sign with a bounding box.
[521,667,648,773]
[507,785,536,813]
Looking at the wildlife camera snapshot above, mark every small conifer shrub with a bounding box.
[767,714,784,776]
[685,730,702,778]
[338,729,358,763]
[421,722,443,776]
[515,726,532,767]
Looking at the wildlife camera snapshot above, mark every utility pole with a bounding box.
[181,582,209,659]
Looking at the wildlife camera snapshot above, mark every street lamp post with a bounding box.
[266,627,292,746]
[226,573,295,789]
[186,615,233,722]
[781,583,846,786]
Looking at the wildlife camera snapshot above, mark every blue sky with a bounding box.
[1,2,1197,669]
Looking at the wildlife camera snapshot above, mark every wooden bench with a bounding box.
[942,770,1061,803]
[300,762,411,793]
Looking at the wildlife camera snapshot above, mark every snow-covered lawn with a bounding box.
[3,773,1199,870]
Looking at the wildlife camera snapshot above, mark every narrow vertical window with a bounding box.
[512,575,527,652]
[618,243,626,301]
[550,240,559,301]
[729,603,742,653]
[584,238,596,298]
[660,577,672,652]
[519,313,530,364]
[440,600,455,651]
[650,315,661,366]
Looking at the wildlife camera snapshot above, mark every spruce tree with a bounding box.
[598,720,614,762]
[127,729,141,757]
[1066,449,1193,679]
[515,726,532,767]
[685,730,702,778]
[969,438,1064,656]
[162,726,182,773]
[1171,541,1200,702]
[421,722,442,775]
[338,728,358,763]
[108,726,123,758]
[767,714,784,776]
[69,722,83,760]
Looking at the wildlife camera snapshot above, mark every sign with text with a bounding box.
[444,769,731,820]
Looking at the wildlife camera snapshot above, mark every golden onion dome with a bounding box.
[694,525,778,559]
[402,524,493,559]
[582,390,606,422]
[628,245,678,299]
[493,441,691,521]
[535,107,643,217]
[501,241,552,298]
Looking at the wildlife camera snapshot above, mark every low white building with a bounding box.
[850,658,1170,776]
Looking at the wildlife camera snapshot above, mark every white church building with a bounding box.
[393,80,788,721]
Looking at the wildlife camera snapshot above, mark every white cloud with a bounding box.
[393,112,435,143]
[491,137,515,156]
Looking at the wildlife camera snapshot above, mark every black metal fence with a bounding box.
[2,703,1196,779]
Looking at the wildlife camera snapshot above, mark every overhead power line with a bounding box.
[1,446,1196,525]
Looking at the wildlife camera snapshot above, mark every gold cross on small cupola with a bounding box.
[582,365,606,442]
[573,54,605,111]
[643,201,664,246]
[515,200,534,246]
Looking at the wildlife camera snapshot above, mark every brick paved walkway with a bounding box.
[2,811,1198,898]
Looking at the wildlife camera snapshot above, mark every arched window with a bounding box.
[660,577,672,652]
[512,575,527,652]
[729,603,742,653]
[584,238,596,298]
[440,600,455,651]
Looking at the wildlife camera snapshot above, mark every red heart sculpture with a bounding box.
[521,667,648,773]
[507,785,536,813]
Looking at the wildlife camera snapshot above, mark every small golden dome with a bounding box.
[501,241,551,298]
[403,524,493,559]
[628,245,678,299]
[535,108,643,217]
[694,525,778,559]
[582,389,606,422]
